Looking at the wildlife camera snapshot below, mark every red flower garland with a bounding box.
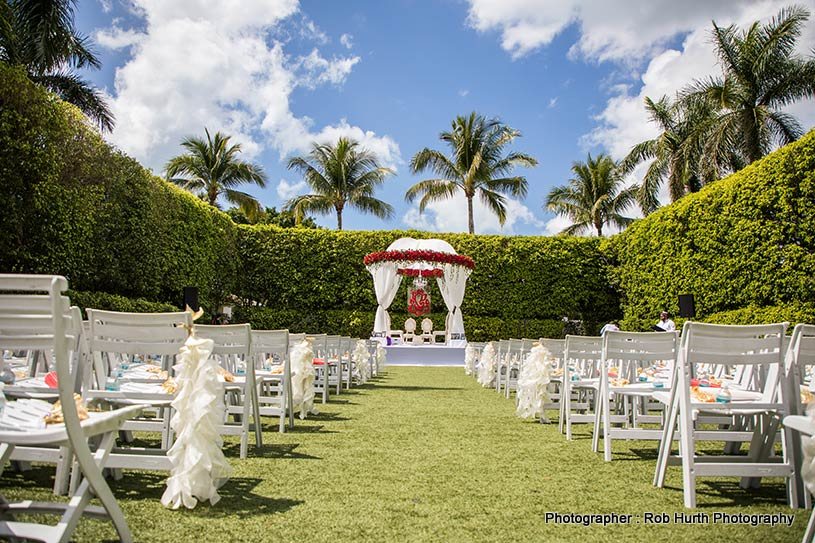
[363,249,475,269]
[397,268,443,278]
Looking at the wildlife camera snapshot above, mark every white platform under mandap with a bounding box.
[384,344,465,366]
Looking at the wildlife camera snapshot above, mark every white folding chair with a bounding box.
[505,339,535,399]
[324,335,343,395]
[540,339,565,421]
[494,340,510,393]
[309,334,329,403]
[654,322,797,508]
[340,336,354,390]
[252,329,293,433]
[593,331,678,461]
[0,274,142,543]
[559,335,602,440]
[783,324,815,510]
[84,309,191,472]
[196,324,260,459]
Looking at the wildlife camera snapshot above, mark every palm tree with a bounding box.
[286,137,394,230]
[406,112,537,234]
[619,96,714,214]
[682,6,815,168]
[545,153,638,236]
[165,129,267,216]
[0,0,113,130]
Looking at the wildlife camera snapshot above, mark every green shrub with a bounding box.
[68,290,179,317]
[703,304,815,327]
[0,63,238,311]
[609,130,815,326]
[233,306,567,342]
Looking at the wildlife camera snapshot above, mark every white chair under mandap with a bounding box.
[653,322,798,508]
[251,329,294,433]
[0,274,142,543]
[593,331,678,461]
[403,319,417,344]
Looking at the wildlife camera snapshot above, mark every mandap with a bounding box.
[363,238,474,347]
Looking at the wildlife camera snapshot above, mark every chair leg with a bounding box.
[66,431,133,543]
[679,406,697,508]
[654,395,679,488]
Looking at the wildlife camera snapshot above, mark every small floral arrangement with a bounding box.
[397,268,444,278]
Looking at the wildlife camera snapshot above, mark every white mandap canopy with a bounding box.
[363,237,474,345]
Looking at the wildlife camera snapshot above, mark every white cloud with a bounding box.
[458,89,470,97]
[276,178,308,200]
[544,215,572,236]
[297,49,360,88]
[309,119,402,170]
[402,192,544,234]
[466,0,749,62]
[547,97,558,108]
[99,0,400,179]
[95,25,144,49]
[299,17,328,44]
[98,0,112,13]
[340,33,354,49]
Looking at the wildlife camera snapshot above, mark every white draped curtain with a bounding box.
[436,264,471,342]
[370,262,402,334]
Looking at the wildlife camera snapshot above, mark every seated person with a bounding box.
[600,321,619,335]
[652,311,676,332]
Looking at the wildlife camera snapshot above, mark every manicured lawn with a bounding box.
[1,366,805,542]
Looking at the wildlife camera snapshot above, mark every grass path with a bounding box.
[1,366,806,541]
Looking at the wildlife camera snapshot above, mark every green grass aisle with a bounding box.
[0,367,806,541]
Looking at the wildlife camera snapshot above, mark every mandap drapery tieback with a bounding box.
[161,333,232,510]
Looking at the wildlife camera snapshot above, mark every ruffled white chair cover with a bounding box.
[376,343,387,368]
[476,342,497,387]
[352,340,371,384]
[290,338,316,419]
[516,344,553,419]
[464,344,476,375]
[161,336,232,510]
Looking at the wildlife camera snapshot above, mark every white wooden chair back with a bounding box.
[421,318,433,333]
[603,330,679,381]
[86,309,190,385]
[540,338,565,370]
[0,274,139,542]
[564,335,602,379]
[404,318,417,333]
[786,324,815,415]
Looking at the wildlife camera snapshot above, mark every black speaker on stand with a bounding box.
[183,286,199,311]
[678,293,695,319]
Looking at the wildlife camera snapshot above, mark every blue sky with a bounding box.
[74,0,815,234]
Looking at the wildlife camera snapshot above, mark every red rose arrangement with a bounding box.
[363,249,475,269]
[397,268,443,278]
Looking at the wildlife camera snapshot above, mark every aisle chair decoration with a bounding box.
[376,343,387,369]
[464,344,476,375]
[161,307,232,510]
[353,339,372,384]
[290,337,316,419]
[477,342,497,387]
[516,343,553,420]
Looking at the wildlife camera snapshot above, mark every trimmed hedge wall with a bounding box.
[237,226,619,323]
[608,129,815,330]
[0,64,238,311]
[68,291,179,317]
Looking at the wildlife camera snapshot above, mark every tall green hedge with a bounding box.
[237,226,619,323]
[0,64,238,310]
[608,129,815,330]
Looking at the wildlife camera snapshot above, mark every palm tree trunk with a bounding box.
[337,209,343,230]
[467,196,475,234]
[596,223,603,237]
